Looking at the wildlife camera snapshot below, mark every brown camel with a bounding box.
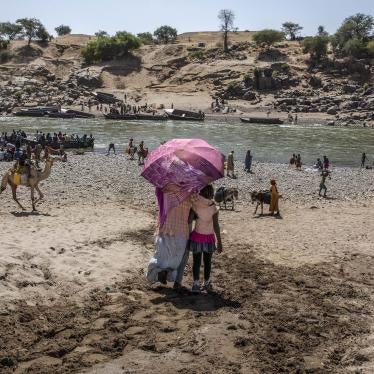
[0,157,57,211]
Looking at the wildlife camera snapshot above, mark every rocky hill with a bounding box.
[0,32,373,126]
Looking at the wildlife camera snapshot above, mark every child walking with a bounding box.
[189,185,223,294]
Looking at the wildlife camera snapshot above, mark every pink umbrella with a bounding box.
[141,139,224,225]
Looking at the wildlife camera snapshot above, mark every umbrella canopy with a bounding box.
[141,139,225,226]
[141,139,224,190]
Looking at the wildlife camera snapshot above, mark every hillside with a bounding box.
[0,32,373,125]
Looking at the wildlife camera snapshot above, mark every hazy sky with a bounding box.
[2,0,373,36]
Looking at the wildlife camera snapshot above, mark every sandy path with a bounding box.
[0,201,154,309]
[80,201,374,374]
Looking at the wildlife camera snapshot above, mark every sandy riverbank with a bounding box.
[0,154,374,373]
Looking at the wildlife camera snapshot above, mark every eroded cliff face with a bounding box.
[1,32,373,124]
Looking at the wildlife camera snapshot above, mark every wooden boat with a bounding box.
[104,113,137,120]
[14,106,58,117]
[48,109,95,119]
[240,117,284,124]
[164,109,205,121]
[104,113,167,121]
[14,107,95,119]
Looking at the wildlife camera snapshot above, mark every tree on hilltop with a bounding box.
[218,9,236,53]
[253,29,284,49]
[55,25,71,36]
[95,30,109,38]
[154,25,177,44]
[317,25,328,36]
[16,18,47,45]
[0,22,22,41]
[333,13,374,58]
[36,24,50,42]
[282,22,303,40]
[137,32,154,45]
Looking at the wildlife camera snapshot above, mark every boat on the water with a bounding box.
[164,108,205,121]
[104,113,167,121]
[14,106,58,117]
[240,117,284,125]
[48,109,95,119]
[14,107,95,118]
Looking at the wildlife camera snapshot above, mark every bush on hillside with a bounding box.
[81,32,140,64]
[302,35,329,62]
[137,32,154,45]
[342,37,368,58]
[253,29,284,48]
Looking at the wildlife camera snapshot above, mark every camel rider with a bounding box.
[12,150,32,185]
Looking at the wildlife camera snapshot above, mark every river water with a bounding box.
[1,116,373,167]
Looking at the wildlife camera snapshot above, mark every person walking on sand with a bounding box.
[188,185,223,293]
[107,142,116,155]
[244,150,253,173]
[226,151,235,177]
[361,152,368,168]
[319,169,330,197]
[295,154,302,170]
[147,185,192,288]
[269,179,280,216]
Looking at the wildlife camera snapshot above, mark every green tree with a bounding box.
[137,32,154,45]
[282,22,303,40]
[55,25,71,36]
[218,9,236,53]
[333,13,374,57]
[36,25,50,42]
[302,35,329,62]
[342,37,368,58]
[253,29,284,48]
[153,25,177,44]
[16,18,46,45]
[81,32,140,64]
[0,22,22,41]
[317,25,328,36]
[95,30,109,38]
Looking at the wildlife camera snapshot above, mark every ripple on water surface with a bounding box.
[0,117,373,167]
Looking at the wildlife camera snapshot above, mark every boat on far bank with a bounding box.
[240,117,284,125]
[164,108,205,121]
[104,113,167,121]
[13,107,95,119]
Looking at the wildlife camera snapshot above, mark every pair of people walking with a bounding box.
[147,184,223,294]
